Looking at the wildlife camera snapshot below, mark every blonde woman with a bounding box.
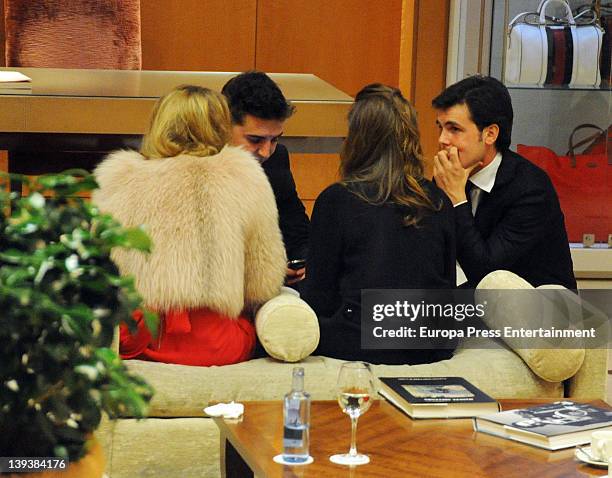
[302,84,456,365]
[93,85,286,366]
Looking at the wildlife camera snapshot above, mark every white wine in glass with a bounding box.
[338,390,372,418]
[330,362,375,466]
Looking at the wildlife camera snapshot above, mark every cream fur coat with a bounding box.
[92,146,287,318]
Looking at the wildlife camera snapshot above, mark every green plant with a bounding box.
[0,172,156,462]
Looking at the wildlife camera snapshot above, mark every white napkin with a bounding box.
[203,401,244,419]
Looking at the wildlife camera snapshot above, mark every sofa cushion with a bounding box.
[373,338,563,398]
[125,356,341,417]
[125,339,563,418]
[255,292,319,362]
[475,270,585,383]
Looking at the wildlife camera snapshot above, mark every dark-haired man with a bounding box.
[222,71,310,285]
[432,75,575,289]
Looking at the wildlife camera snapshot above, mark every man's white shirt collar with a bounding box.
[468,151,502,193]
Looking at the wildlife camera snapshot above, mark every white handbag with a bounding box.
[505,0,604,88]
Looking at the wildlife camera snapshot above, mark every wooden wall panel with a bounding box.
[255,0,402,97]
[0,1,449,205]
[290,153,339,197]
[399,0,418,100]
[0,151,7,173]
[413,0,450,177]
[0,1,4,66]
[302,199,315,218]
[140,0,256,71]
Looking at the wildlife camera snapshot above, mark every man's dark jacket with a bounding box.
[457,150,576,289]
[262,144,310,261]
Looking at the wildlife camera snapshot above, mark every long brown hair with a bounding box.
[340,83,440,226]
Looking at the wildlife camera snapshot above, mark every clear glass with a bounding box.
[329,361,375,466]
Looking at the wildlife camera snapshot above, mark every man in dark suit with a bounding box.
[222,71,310,285]
[432,75,575,289]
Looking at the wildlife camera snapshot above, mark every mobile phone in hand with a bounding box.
[287,259,306,270]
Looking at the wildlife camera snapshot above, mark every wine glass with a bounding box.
[330,361,375,466]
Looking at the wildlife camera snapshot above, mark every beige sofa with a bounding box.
[97,272,608,478]
[97,347,606,478]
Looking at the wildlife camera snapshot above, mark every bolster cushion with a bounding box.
[475,270,585,382]
[255,290,320,362]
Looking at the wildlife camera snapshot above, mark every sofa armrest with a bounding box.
[255,291,319,362]
[565,348,608,399]
[476,271,587,383]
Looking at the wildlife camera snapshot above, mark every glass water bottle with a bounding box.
[282,367,311,463]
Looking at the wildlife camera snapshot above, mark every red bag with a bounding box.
[517,124,611,243]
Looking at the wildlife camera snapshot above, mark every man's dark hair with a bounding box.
[432,75,513,152]
[221,70,295,125]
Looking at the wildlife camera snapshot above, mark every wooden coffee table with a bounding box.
[214,399,609,478]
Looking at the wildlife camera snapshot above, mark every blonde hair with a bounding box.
[140,85,232,159]
[341,83,440,226]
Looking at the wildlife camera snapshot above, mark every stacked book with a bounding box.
[378,376,500,419]
[379,377,612,451]
[473,400,612,450]
[0,71,32,94]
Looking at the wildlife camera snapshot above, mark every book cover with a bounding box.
[473,400,612,450]
[378,376,499,419]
